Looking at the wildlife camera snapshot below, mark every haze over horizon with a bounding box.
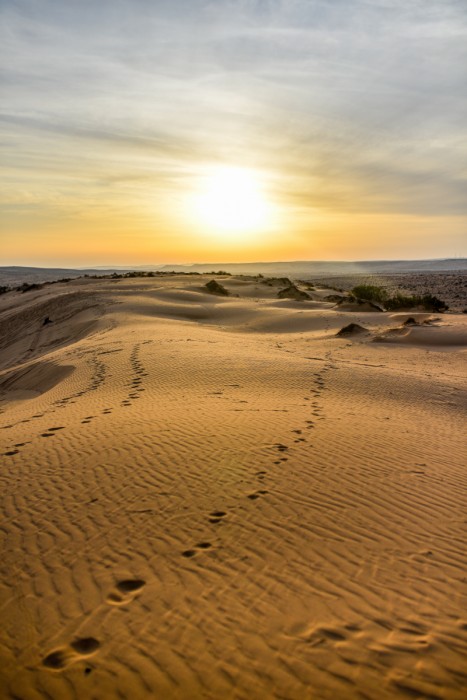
[2,0,466,266]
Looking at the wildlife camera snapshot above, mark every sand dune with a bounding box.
[0,275,466,699]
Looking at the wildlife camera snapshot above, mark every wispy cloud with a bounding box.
[1,0,466,258]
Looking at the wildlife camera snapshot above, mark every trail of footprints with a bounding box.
[1,343,150,455]
[121,343,149,407]
[35,346,333,674]
[179,356,336,560]
[42,579,146,673]
[52,353,107,410]
[42,637,101,671]
[1,348,109,450]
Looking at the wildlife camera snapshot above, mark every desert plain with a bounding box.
[0,273,466,700]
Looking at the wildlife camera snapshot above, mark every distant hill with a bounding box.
[159,259,467,277]
[1,259,465,287]
[0,266,133,287]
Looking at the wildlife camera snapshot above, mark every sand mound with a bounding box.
[336,322,369,336]
[324,293,348,303]
[389,312,433,325]
[261,276,292,287]
[337,298,383,312]
[277,283,310,301]
[374,324,467,348]
[205,279,229,296]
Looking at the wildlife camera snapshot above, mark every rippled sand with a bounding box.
[1,275,466,699]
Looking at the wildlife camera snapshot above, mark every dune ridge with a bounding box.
[0,275,466,699]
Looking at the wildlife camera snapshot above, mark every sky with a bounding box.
[1,0,466,266]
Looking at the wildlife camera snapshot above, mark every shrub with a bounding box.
[420,294,448,312]
[17,282,43,293]
[351,285,448,312]
[351,285,388,305]
[205,279,229,296]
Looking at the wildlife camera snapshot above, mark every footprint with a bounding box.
[182,542,213,558]
[42,637,100,670]
[42,650,69,669]
[317,626,347,641]
[4,450,19,456]
[107,579,146,605]
[71,638,100,654]
[209,510,226,524]
[182,549,197,558]
[48,427,65,431]
[274,443,288,452]
[247,490,269,500]
[41,433,55,437]
[290,623,349,646]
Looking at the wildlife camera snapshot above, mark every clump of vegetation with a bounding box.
[351,285,448,312]
[17,282,44,293]
[0,285,11,295]
[205,279,229,296]
[351,285,387,305]
[125,270,155,278]
[277,283,310,301]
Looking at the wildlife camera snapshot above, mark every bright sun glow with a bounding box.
[189,166,277,240]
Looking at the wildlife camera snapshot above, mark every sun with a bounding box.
[188,166,277,240]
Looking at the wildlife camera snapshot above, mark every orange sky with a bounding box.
[2,0,466,266]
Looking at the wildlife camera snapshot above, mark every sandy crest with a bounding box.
[0,275,466,700]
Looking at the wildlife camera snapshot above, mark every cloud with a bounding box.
[1,0,466,223]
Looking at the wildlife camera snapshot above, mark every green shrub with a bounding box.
[351,285,388,305]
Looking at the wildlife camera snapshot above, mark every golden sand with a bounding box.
[0,275,466,699]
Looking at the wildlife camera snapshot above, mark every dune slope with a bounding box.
[0,276,466,700]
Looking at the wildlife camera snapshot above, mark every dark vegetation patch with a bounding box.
[351,285,448,312]
[261,276,292,287]
[277,283,310,300]
[205,279,230,295]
